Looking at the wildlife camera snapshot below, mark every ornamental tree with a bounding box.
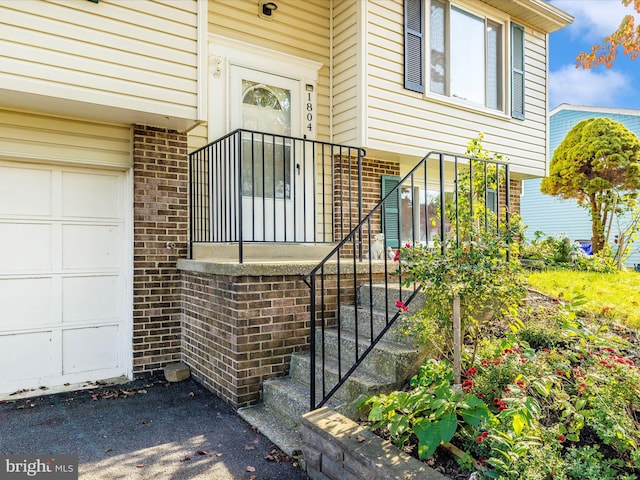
[576,0,640,68]
[540,117,640,255]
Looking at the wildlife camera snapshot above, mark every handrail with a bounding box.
[304,150,511,410]
[188,128,366,263]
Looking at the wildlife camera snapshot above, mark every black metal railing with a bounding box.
[188,129,366,262]
[304,151,511,410]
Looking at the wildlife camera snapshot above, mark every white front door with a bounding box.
[230,66,308,242]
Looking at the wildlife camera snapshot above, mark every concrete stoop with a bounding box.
[237,284,426,458]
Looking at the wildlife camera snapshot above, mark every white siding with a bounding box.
[0,109,132,168]
[187,124,209,153]
[206,0,330,141]
[0,0,199,128]
[332,0,361,146]
[354,0,549,176]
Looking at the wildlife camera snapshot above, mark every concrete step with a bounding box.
[339,304,413,344]
[315,327,424,384]
[239,281,431,459]
[288,351,398,407]
[237,403,303,458]
[261,376,320,428]
[359,282,426,313]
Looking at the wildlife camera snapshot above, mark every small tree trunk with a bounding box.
[453,295,462,385]
[590,196,605,253]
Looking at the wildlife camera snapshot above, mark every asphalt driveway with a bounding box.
[0,375,309,480]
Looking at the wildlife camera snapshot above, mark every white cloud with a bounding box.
[548,64,633,108]
[551,0,640,39]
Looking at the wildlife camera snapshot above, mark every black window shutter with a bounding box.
[511,23,525,120]
[381,176,401,248]
[404,0,425,93]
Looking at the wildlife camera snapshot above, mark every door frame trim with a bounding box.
[208,34,322,141]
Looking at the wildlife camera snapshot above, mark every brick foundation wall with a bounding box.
[181,272,315,408]
[180,269,373,409]
[508,178,522,213]
[132,125,188,374]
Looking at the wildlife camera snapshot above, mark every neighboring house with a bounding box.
[0,0,571,413]
[521,104,640,268]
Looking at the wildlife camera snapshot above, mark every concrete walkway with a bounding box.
[0,375,309,480]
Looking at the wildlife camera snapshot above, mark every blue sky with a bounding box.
[548,0,640,110]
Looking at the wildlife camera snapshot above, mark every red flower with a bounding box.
[405,243,411,248]
[476,435,484,443]
[395,300,408,312]
[493,397,508,412]
[477,392,485,398]
[393,250,401,262]
[465,367,478,377]
[557,434,566,442]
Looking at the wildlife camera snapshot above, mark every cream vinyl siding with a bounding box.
[332,1,361,146]
[0,0,198,125]
[207,0,330,141]
[187,124,209,153]
[362,0,549,176]
[0,110,131,168]
[206,0,333,237]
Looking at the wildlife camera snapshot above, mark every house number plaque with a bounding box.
[305,83,316,138]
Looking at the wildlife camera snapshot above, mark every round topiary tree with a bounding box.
[541,117,640,254]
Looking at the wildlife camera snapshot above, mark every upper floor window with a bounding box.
[404,0,525,119]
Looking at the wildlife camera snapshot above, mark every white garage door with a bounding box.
[0,161,128,394]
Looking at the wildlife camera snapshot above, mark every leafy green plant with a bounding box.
[562,445,623,480]
[363,294,640,479]
[358,359,491,460]
[396,136,527,362]
[398,224,527,360]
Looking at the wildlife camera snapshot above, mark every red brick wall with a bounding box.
[132,125,188,373]
[180,269,384,409]
[181,272,314,408]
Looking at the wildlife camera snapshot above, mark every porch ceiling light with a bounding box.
[261,1,277,17]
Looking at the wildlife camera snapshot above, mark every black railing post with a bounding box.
[237,131,244,264]
[358,149,363,260]
[439,153,446,254]
[309,273,316,411]
[188,130,366,263]
[505,164,511,262]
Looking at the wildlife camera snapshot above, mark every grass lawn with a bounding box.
[527,270,640,329]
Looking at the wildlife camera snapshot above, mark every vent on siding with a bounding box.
[404,0,425,93]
